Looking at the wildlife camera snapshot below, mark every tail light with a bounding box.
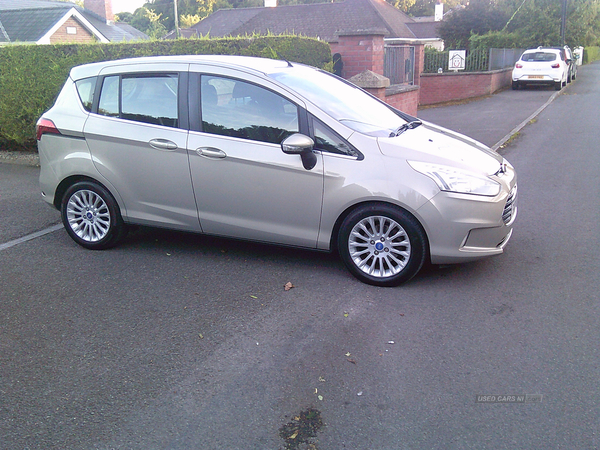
[551,63,560,69]
[515,63,523,69]
[36,118,60,141]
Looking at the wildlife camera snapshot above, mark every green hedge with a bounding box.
[583,46,600,64]
[0,36,331,149]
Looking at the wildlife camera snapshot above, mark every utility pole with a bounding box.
[174,0,180,39]
[560,0,567,46]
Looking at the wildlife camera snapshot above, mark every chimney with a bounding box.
[434,1,444,21]
[84,0,114,23]
[264,0,277,7]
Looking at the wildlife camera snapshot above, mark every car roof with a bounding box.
[69,55,297,80]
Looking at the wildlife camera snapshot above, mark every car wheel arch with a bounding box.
[329,200,430,255]
[54,175,124,216]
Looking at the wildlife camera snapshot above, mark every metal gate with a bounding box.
[384,45,415,85]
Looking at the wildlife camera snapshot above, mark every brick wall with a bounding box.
[419,68,512,106]
[50,17,97,44]
[330,34,385,79]
[364,86,419,117]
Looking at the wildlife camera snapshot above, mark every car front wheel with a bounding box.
[61,181,127,250]
[337,204,427,286]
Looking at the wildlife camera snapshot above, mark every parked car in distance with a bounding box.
[37,55,517,286]
[512,47,569,90]
[563,45,577,82]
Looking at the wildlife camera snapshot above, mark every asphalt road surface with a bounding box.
[1,65,599,449]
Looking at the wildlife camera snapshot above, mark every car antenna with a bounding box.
[275,50,293,67]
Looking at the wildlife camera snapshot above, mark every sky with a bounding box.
[112,0,147,14]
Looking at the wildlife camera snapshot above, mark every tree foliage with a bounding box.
[440,0,600,49]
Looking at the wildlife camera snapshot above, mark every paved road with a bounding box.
[1,64,598,449]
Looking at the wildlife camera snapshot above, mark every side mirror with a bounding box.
[281,133,317,170]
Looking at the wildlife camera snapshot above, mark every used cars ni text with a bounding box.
[37,56,517,286]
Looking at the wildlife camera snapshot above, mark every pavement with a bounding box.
[0,72,578,167]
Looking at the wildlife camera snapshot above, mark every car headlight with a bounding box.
[408,161,501,196]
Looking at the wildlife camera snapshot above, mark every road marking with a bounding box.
[493,90,561,152]
[0,223,63,251]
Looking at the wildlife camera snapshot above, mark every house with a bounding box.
[169,0,442,55]
[0,0,148,44]
[164,0,441,115]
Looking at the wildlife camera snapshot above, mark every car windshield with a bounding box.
[269,66,405,137]
[522,52,557,62]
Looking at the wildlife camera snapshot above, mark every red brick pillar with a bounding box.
[333,32,386,79]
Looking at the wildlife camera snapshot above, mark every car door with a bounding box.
[83,63,200,232]
[186,68,324,248]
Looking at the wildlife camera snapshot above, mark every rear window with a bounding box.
[521,52,557,62]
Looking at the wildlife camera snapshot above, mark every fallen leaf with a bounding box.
[284,282,294,291]
[317,395,323,401]
[347,358,357,364]
[357,391,363,396]
[318,376,326,382]
[289,430,299,440]
[344,312,349,317]
[250,295,258,299]
[345,352,351,357]
[198,333,203,339]
[387,340,395,344]
[400,313,405,316]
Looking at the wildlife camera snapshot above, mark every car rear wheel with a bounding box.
[511,81,519,90]
[555,81,562,90]
[337,204,427,286]
[61,181,127,250]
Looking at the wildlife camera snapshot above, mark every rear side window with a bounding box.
[97,73,179,128]
[75,76,97,112]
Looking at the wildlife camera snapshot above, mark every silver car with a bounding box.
[37,55,517,286]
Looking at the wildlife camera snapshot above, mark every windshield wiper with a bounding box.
[390,119,422,137]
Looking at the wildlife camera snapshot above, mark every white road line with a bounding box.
[0,223,63,251]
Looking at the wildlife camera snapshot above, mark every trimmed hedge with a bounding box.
[0,36,331,149]
[583,46,600,64]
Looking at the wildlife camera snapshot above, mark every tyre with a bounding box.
[61,181,127,250]
[554,81,562,91]
[511,81,519,90]
[337,204,427,286]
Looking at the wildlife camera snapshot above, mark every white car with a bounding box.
[512,47,569,90]
[37,55,517,286]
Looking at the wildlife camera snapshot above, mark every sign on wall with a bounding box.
[448,50,466,71]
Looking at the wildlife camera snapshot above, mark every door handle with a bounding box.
[149,139,178,151]
[196,147,226,159]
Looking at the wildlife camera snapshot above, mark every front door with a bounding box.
[187,72,324,248]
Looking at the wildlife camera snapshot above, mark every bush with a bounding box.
[583,46,600,64]
[469,31,525,50]
[0,36,331,149]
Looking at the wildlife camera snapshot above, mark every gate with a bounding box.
[384,45,415,85]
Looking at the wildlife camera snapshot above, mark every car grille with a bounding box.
[502,185,517,225]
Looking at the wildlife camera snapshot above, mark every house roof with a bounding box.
[405,21,441,40]
[175,0,421,42]
[0,0,148,44]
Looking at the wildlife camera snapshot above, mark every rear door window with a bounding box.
[97,73,179,128]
